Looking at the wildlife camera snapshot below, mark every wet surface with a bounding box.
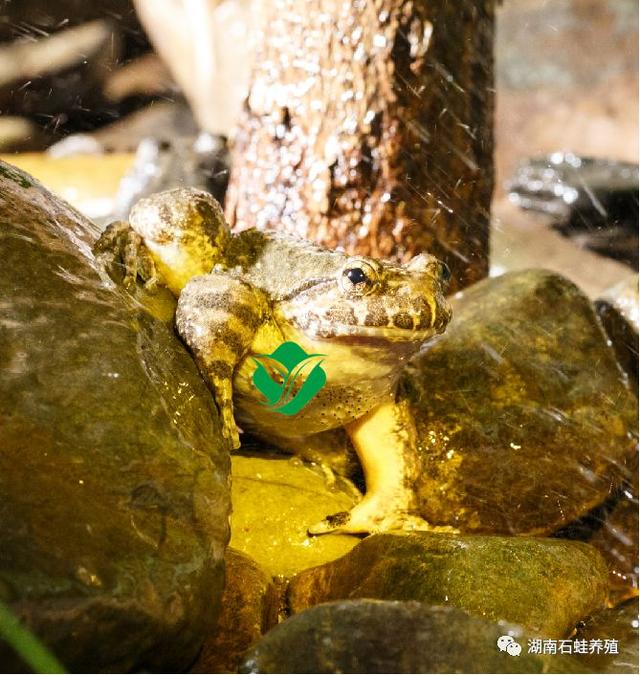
[404,270,637,537]
[229,455,358,578]
[0,160,230,672]
[226,0,495,292]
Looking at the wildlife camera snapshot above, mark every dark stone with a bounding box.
[0,160,230,672]
[239,600,585,674]
[112,133,230,221]
[506,156,638,263]
[575,598,639,673]
[288,532,609,638]
[403,269,637,535]
[589,452,639,601]
[191,549,279,674]
[596,276,639,391]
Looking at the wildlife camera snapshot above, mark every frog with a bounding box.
[93,187,453,535]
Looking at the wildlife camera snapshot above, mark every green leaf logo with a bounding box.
[251,341,326,416]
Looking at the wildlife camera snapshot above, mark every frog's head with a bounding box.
[277,252,452,348]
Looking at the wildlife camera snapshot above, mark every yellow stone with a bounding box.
[230,455,359,578]
[0,153,134,216]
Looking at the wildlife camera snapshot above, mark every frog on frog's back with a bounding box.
[94,188,453,535]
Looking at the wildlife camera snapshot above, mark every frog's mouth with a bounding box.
[297,318,440,344]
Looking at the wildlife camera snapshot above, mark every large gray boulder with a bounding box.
[0,161,230,672]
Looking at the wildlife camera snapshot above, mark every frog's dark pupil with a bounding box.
[345,268,367,285]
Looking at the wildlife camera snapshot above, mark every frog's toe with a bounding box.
[307,511,352,535]
[308,506,459,536]
[93,220,159,290]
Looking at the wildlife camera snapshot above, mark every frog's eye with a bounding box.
[345,268,367,285]
[340,261,378,295]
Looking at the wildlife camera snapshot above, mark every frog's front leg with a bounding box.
[176,273,268,449]
[93,220,160,290]
[93,188,230,297]
[308,397,457,535]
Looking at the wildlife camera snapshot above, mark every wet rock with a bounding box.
[596,275,639,390]
[192,549,279,674]
[0,117,47,152]
[239,600,584,674]
[0,153,134,222]
[0,21,119,117]
[0,160,230,672]
[112,133,229,221]
[403,269,637,535]
[506,153,638,227]
[230,455,358,578]
[575,597,639,674]
[589,452,639,600]
[289,532,609,637]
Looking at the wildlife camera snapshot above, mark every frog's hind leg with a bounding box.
[257,428,363,500]
[262,428,360,484]
[308,398,457,535]
[176,273,268,450]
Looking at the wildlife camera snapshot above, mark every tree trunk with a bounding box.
[226,0,495,292]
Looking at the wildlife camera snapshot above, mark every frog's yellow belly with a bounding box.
[232,320,410,439]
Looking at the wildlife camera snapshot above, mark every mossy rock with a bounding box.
[239,600,586,674]
[0,160,230,671]
[404,270,637,534]
[288,532,609,638]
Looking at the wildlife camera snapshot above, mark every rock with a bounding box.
[0,21,119,117]
[403,269,637,534]
[0,153,134,222]
[506,156,638,268]
[0,116,47,152]
[239,600,585,674]
[0,160,230,672]
[596,275,639,390]
[112,133,229,221]
[589,452,639,600]
[192,549,279,674]
[230,456,359,578]
[91,101,199,153]
[289,532,609,638]
[575,597,639,674]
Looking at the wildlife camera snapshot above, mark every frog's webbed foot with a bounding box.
[309,398,460,536]
[93,220,160,291]
[308,496,458,536]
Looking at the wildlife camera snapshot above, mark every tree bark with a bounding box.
[226,0,495,292]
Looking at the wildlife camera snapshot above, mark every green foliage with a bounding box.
[0,600,65,673]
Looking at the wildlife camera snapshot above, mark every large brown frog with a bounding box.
[94,188,452,534]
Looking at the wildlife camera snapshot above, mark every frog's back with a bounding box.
[227,229,345,299]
